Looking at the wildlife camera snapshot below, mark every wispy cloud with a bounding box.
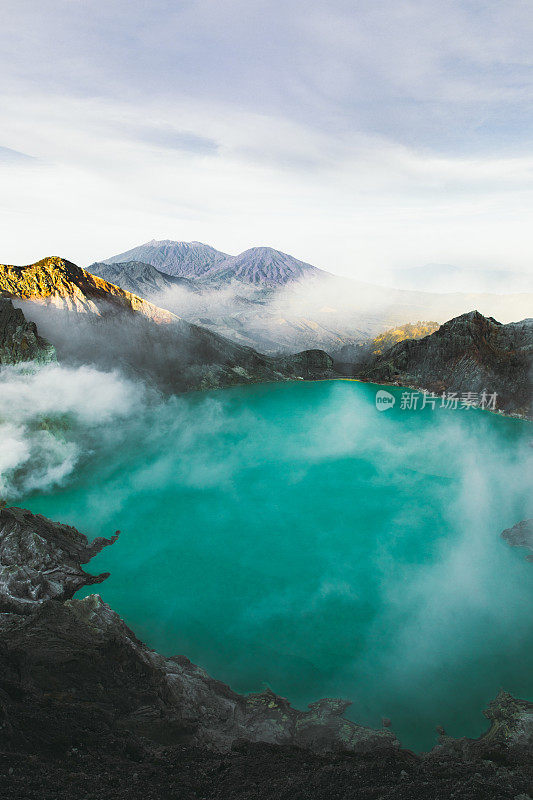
[0,145,35,163]
[1,1,532,275]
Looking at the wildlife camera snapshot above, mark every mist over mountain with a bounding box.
[89,260,199,297]
[381,263,533,295]
[0,257,336,392]
[93,242,533,356]
[0,256,177,323]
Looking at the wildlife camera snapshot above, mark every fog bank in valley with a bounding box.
[101,270,533,355]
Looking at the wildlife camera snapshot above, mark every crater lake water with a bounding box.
[24,380,533,751]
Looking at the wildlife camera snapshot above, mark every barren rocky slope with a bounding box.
[100,239,228,278]
[359,311,533,415]
[0,506,531,799]
[0,258,337,391]
[334,320,439,366]
[0,298,55,365]
[89,259,198,297]
[0,256,177,323]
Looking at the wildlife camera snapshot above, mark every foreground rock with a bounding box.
[502,519,533,561]
[0,507,118,613]
[359,311,533,415]
[0,298,55,365]
[0,506,397,755]
[0,506,531,798]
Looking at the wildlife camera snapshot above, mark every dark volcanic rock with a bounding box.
[0,298,55,365]
[0,506,531,799]
[0,507,117,613]
[0,506,397,755]
[431,691,533,764]
[502,519,533,561]
[279,348,335,378]
[360,311,533,415]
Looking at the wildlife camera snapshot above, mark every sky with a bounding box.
[1,0,532,279]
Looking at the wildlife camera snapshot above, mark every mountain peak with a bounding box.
[98,240,329,287]
[0,256,177,324]
[101,240,228,278]
[208,246,324,287]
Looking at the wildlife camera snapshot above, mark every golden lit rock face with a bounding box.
[0,256,177,324]
[371,321,440,355]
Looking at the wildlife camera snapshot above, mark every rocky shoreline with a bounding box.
[0,506,532,799]
[351,311,533,418]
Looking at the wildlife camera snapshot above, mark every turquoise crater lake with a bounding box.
[25,380,533,751]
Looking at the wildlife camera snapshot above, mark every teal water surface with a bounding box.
[24,380,533,750]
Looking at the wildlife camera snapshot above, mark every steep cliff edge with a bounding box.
[0,298,55,365]
[359,311,533,415]
[0,506,531,799]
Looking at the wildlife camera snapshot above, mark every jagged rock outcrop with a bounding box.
[0,258,337,391]
[359,311,533,415]
[0,506,396,755]
[0,298,55,365]
[0,506,531,799]
[431,691,533,765]
[502,519,533,561]
[0,507,118,613]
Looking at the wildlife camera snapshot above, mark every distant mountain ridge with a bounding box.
[206,247,323,286]
[100,240,227,279]
[90,246,533,356]
[100,240,326,287]
[89,260,198,297]
[0,256,336,392]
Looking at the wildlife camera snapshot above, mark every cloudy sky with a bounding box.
[1,0,532,278]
